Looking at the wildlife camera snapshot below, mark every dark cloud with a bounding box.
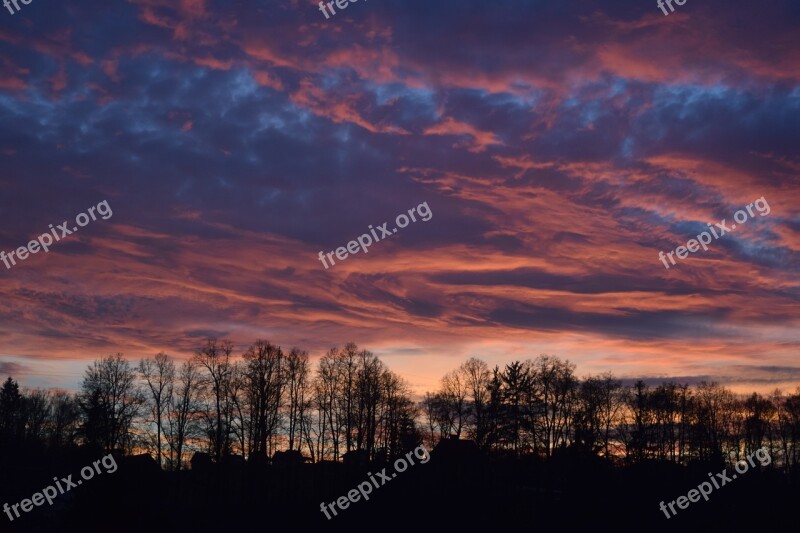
[432,268,714,295]
[0,362,30,377]
[622,366,800,388]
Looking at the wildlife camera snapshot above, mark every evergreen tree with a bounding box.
[0,377,23,445]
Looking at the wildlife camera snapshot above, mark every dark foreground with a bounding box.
[1,445,797,532]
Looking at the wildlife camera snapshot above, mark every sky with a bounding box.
[0,0,798,396]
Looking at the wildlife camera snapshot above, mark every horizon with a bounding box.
[4,342,800,398]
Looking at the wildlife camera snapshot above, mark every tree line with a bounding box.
[422,356,800,467]
[0,340,418,469]
[1,341,798,471]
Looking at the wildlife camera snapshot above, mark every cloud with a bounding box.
[0,362,30,377]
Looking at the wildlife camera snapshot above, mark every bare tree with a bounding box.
[79,353,144,454]
[166,359,201,470]
[49,391,80,448]
[314,348,341,461]
[420,392,439,448]
[194,339,234,461]
[693,381,736,462]
[355,348,382,457]
[574,373,622,459]
[440,369,468,438]
[285,348,310,452]
[228,362,248,456]
[242,340,285,459]
[337,342,360,453]
[23,389,51,443]
[460,358,491,449]
[744,392,777,456]
[529,355,578,457]
[139,352,175,467]
[377,369,418,459]
[776,388,800,469]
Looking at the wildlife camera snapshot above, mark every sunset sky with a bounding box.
[0,0,797,396]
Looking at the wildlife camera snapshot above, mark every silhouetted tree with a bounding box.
[194,339,235,461]
[314,349,339,460]
[461,358,492,449]
[242,340,284,459]
[420,392,439,448]
[530,355,578,457]
[285,348,310,453]
[744,392,777,457]
[0,377,23,445]
[574,374,622,458]
[23,388,51,444]
[79,353,144,453]
[500,361,529,455]
[50,391,80,448]
[166,359,202,470]
[139,352,175,468]
[439,368,468,438]
[692,381,736,463]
